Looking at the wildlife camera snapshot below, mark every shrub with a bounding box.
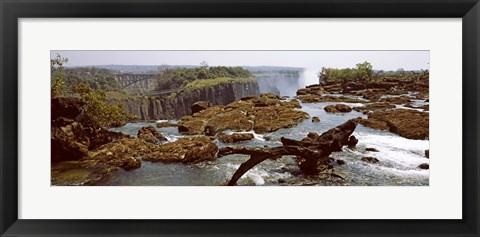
[72,83,136,127]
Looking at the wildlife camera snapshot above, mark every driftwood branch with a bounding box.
[218,119,359,185]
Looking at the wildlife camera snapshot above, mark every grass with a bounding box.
[182,77,256,91]
[105,91,139,100]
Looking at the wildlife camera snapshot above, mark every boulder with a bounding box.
[347,135,358,147]
[218,133,254,143]
[137,126,167,144]
[418,163,429,169]
[366,147,379,152]
[191,101,211,115]
[361,157,379,163]
[425,150,429,158]
[335,104,353,112]
[324,104,352,113]
[312,116,320,123]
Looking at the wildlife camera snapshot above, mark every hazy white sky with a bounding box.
[51,50,429,70]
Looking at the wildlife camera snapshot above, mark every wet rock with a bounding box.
[379,96,411,105]
[353,102,396,113]
[418,163,429,169]
[143,136,218,163]
[137,126,167,144]
[347,135,358,147]
[361,157,379,163]
[302,132,319,142]
[363,90,382,101]
[297,94,364,103]
[312,116,320,123]
[218,133,254,143]
[335,104,353,112]
[324,104,352,113]
[178,96,309,135]
[156,121,178,128]
[336,159,346,165]
[278,178,286,183]
[366,147,379,152]
[357,118,390,131]
[425,150,429,158]
[178,119,208,135]
[191,101,211,115]
[369,109,429,140]
[296,88,309,95]
[51,160,119,186]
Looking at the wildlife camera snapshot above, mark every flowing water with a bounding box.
[102,96,429,186]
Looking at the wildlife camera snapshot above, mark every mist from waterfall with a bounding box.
[299,68,321,89]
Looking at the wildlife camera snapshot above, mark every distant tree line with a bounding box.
[319,61,429,82]
[155,66,253,91]
[319,61,373,82]
[51,66,122,92]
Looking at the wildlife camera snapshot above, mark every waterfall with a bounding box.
[299,68,320,88]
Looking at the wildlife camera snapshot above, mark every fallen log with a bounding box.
[218,119,359,185]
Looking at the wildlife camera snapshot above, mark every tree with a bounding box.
[72,83,136,127]
[51,54,68,97]
[200,60,209,68]
[355,61,373,81]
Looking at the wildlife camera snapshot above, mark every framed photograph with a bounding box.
[1,0,479,236]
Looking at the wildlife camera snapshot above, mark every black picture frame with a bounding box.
[1,0,479,236]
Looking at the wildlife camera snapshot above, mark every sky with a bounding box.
[51,50,430,71]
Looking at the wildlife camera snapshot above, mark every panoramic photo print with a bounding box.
[51,50,430,186]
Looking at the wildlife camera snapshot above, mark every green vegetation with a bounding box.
[51,54,68,98]
[63,67,121,92]
[72,83,136,127]
[319,61,373,82]
[155,66,254,91]
[319,61,429,82]
[182,77,256,90]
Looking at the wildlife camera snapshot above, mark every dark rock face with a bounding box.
[191,101,211,115]
[218,133,254,143]
[137,126,167,144]
[361,157,379,163]
[110,81,260,120]
[51,97,84,125]
[425,149,429,158]
[51,98,129,163]
[366,147,379,152]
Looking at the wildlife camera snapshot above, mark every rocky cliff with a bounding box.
[109,81,260,120]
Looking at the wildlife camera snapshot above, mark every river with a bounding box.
[102,94,429,186]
